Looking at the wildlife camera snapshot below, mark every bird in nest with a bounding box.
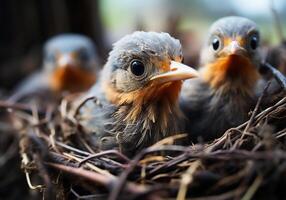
[75,31,198,157]
[180,16,286,142]
[9,34,98,106]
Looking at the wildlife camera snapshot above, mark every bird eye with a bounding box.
[249,35,259,50]
[212,36,220,51]
[130,60,145,76]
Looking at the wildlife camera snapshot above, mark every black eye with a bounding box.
[130,60,145,76]
[212,37,220,51]
[249,35,259,50]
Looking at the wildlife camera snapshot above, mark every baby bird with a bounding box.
[76,31,198,156]
[10,34,98,104]
[265,41,286,76]
[180,16,264,141]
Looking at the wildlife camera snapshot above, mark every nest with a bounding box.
[2,90,286,200]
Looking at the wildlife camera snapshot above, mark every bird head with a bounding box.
[44,34,98,93]
[101,31,198,122]
[200,16,261,91]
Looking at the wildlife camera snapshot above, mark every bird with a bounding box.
[75,31,198,157]
[180,16,273,141]
[265,41,286,76]
[9,34,98,105]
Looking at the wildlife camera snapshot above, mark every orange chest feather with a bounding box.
[104,81,182,123]
[202,55,260,91]
[50,67,96,93]
[105,81,182,106]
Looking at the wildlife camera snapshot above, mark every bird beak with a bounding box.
[227,41,247,56]
[150,61,199,84]
[57,53,78,68]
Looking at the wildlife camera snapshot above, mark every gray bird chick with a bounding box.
[10,34,98,104]
[180,16,265,141]
[76,31,198,157]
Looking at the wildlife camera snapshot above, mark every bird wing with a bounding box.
[180,78,211,117]
[180,78,254,141]
[9,71,49,103]
[76,84,118,150]
[257,62,286,106]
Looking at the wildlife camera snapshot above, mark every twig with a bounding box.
[55,141,91,156]
[78,150,130,167]
[47,162,147,194]
[0,100,33,111]
[241,175,263,200]
[70,188,107,199]
[63,152,114,177]
[71,96,97,118]
[244,82,271,133]
[176,160,201,200]
[22,153,45,190]
[108,145,188,200]
[78,136,96,154]
[262,62,286,89]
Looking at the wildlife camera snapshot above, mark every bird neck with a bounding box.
[201,55,260,95]
[49,67,96,93]
[103,80,184,154]
[104,80,183,128]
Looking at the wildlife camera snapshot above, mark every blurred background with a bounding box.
[0,1,285,199]
[0,0,285,93]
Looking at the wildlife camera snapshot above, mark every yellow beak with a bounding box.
[150,61,199,84]
[227,41,247,56]
[57,53,78,68]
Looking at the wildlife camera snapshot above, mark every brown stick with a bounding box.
[47,162,147,195]
[78,149,130,167]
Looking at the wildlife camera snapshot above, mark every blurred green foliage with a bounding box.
[100,0,286,44]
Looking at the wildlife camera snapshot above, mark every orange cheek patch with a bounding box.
[50,67,96,93]
[154,60,170,72]
[174,56,182,63]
